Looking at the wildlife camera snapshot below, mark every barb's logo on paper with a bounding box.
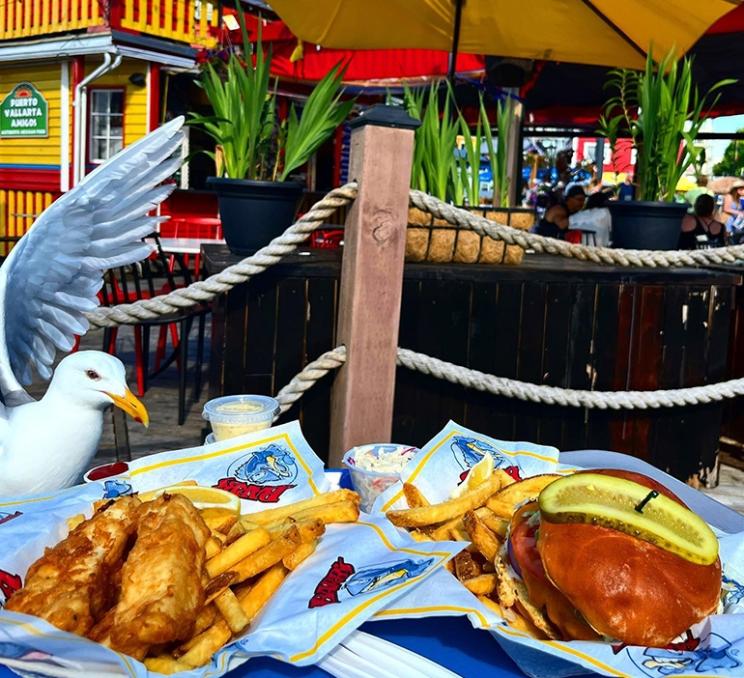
[623,630,743,676]
[451,436,522,482]
[308,556,434,608]
[0,568,22,607]
[0,511,21,527]
[215,443,298,503]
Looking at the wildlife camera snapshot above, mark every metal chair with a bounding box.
[100,235,210,425]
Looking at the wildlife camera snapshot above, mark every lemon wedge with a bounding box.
[138,484,241,513]
[538,473,718,565]
[451,453,494,498]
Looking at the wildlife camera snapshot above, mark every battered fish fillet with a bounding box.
[6,496,141,635]
[110,494,210,657]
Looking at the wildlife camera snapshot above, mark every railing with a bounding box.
[0,0,219,46]
[0,0,101,40]
[117,0,219,46]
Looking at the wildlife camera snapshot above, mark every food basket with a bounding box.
[406,206,535,265]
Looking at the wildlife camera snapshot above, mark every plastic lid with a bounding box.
[202,395,280,424]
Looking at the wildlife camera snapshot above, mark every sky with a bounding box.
[709,114,744,162]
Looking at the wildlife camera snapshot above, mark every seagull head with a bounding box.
[48,351,149,427]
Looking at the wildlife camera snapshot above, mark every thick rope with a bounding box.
[410,190,744,268]
[84,183,358,328]
[272,345,744,410]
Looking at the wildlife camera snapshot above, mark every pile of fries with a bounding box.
[385,467,559,638]
[17,486,361,675]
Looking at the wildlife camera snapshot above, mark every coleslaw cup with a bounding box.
[342,443,418,512]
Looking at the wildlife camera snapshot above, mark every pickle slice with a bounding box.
[538,473,718,565]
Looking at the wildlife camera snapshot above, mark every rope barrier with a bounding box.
[84,183,359,328]
[272,345,744,411]
[410,190,744,268]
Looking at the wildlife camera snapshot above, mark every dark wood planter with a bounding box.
[204,245,742,488]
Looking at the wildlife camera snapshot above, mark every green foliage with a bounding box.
[713,131,744,177]
[599,49,734,202]
[404,84,512,206]
[191,13,353,181]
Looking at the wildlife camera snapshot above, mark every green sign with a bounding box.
[0,82,48,138]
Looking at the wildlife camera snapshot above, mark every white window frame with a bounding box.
[88,88,124,164]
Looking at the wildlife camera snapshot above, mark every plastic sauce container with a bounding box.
[83,461,130,483]
[342,444,418,512]
[202,395,280,442]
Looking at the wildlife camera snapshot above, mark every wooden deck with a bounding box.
[23,318,744,515]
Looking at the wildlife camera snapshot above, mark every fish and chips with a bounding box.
[5,485,361,673]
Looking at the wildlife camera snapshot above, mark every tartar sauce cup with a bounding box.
[342,443,419,512]
[202,395,280,442]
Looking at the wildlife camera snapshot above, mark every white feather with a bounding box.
[0,116,185,394]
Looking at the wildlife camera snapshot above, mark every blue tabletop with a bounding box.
[0,617,526,678]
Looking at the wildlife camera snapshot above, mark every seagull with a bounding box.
[0,117,185,497]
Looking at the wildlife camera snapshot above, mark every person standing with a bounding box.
[722,179,744,233]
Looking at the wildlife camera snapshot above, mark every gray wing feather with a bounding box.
[0,117,185,397]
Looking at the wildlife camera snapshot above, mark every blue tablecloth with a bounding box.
[0,617,527,678]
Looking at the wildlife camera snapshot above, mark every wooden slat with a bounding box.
[71,0,79,26]
[7,0,15,38]
[164,0,173,35]
[0,191,6,257]
[198,0,207,39]
[51,0,59,29]
[392,280,422,445]
[41,0,50,30]
[80,0,89,23]
[513,281,546,442]
[0,0,6,38]
[23,0,32,36]
[137,0,147,29]
[242,274,277,397]
[176,0,186,38]
[90,0,98,23]
[7,192,16,244]
[60,0,68,29]
[151,0,161,32]
[301,277,337,461]
[273,278,306,426]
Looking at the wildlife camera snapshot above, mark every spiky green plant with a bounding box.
[457,104,482,207]
[599,49,734,202]
[191,13,353,182]
[480,93,514,207]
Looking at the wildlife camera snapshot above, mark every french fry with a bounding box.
[474,507,508,539]
[386,473,502,528]
[454,550,482,580]
[449,525,470,541]
[409,530,433,542]
[210,529,227,545]
[178,622,232,668]
[463,511,500,562]
[246,490,359,525]
[226,520,247,545]
[493,469,517,489]
[514,586,560,640]
[295,518,325,543]
[283,539,317,570]
[144,656,192,675]
[486,475,560,519]
[205,536,222,560]
[428,516,463,541]
[478,595,505,618]
[230,526,301,584]
[463,574,498,595]
[204,571,237,605]
[201,507,238,534]
[214,588,250,634]
[66,513,86,531]
[403,483,430,508]
[192,604,218,637]
[206,527,271,578]
[235,563,287,622]
[494,551,517,608]
[267,500,359,530]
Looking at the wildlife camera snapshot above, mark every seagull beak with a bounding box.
[106,388,149,428]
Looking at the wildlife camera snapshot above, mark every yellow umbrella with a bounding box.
[268,0,740,70]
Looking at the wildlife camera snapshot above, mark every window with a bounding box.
[89,89,124,163]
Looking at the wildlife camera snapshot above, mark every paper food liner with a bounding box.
[372,421,744,678]
[0,421,462,678]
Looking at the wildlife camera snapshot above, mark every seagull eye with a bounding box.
[86,370,101,381]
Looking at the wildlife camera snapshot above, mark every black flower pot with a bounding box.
[207,177,304,255]
[608,201,689,250]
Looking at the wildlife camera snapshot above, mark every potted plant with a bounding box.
[599,49,733,250]
[192,19,353,255]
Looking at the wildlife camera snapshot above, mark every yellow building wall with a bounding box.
[0,190,55,255]
[0,62,62,168]
[85,58,149,148]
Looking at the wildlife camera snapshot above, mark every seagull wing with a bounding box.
[0,117,185,401]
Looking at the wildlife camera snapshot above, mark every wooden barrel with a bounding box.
[205,246,741,487]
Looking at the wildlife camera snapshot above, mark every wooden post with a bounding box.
[328,105,418,465]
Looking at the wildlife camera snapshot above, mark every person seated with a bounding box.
[679,194,726,249]
[568,188,613,246]
[536,185,586,240]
